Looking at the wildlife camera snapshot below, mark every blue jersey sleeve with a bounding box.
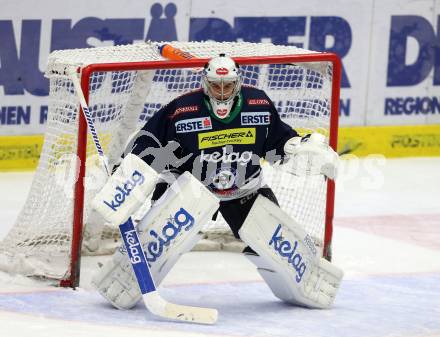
[129,103,179,169]
[263,97,298,161]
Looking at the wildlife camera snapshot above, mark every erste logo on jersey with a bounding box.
[175,117,212,133]
[198,128,256,149]
[241,111,271,125]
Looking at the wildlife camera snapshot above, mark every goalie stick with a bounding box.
[68,67,218,324]
[119,217,218,325]
[68,67,110,176]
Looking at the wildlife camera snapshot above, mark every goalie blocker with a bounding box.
[239,195,343,309]
[91,153,159,226]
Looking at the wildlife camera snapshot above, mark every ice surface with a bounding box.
[0,157,439,337]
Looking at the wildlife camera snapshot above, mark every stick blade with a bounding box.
[164,302,218,325]
[144,292,218,325]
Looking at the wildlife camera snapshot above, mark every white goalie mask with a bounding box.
[202,54,242,119]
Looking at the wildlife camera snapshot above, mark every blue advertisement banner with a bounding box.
[0,0,438,134]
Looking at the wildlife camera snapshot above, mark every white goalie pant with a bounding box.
[92,171,219,309]
[239,195,344,309]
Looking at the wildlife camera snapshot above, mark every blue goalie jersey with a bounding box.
[130,86,298,200]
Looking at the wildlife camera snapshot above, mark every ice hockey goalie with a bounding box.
[91,54,343,310]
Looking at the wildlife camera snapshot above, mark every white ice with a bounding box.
[0,157,439,337]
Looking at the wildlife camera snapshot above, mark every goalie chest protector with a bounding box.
[131,86,298,199]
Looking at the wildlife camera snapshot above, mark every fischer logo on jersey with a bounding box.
[269,224,307,283]
[198,128,256,149]
[241,111,271,125]
[144,208,195,264]
[247,99,270,106]
[200,147,253,165]
[175,117,212,133]
[103,170,145,212]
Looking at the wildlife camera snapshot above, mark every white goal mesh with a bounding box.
[0,41,339,286]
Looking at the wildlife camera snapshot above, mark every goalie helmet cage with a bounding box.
[0,42,340,288]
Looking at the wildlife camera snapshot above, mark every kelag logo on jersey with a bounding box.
[175,117,212,133]
[241,111,270,125]
[200,148,253,164]
[198,128,256,149]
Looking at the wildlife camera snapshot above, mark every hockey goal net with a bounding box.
[0,41,340,287]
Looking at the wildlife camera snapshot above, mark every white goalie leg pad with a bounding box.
[239,195,343,309]
[92,153,159,226]
[92,171,219,309]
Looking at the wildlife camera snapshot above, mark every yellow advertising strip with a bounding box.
[198,128,256,149]
[1,124,439,171]
[0,135,44,171]
[338,124,440,158]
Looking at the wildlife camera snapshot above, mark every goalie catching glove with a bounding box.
[283,133,339,180]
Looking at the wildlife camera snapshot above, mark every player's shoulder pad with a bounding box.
[167,89,204,120]
[241,86,274,109]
